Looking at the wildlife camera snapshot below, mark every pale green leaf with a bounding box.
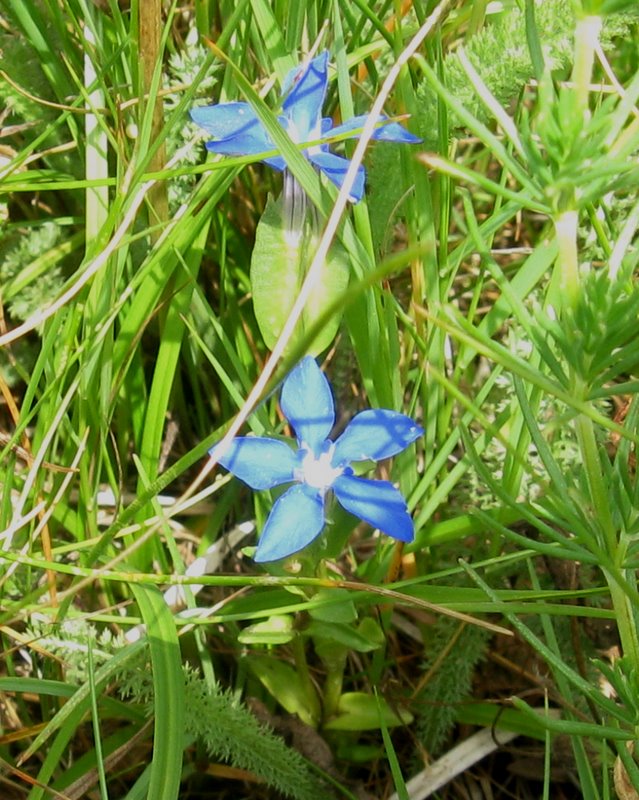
[250,195,350,354]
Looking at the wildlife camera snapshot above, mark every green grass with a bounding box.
[1,0,639,797]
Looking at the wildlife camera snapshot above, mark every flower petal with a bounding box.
[207,141,286,171]
[333,475,414,542]
[330,114,422,144]
[191,103,289,168]
[211,437,297,490]
[261,153,287,170]
[255,484,325,561]
[307,151,365,202]
[280,357,335,453]
[371,120,422,144]
[282,51,329,141]
[332,410,423,466]
[201,131,269,154]
[191,103,268,144]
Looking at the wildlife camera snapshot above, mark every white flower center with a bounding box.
[298,447,343,490]
[287,119,322,153]
[287,120,302,144]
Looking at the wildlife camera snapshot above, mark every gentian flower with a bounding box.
[190,51,421,203]
[212,357,423,562]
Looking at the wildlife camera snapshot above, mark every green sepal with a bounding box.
[323,692,413,731]
[250,194,350,354]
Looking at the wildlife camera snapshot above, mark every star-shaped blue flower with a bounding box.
[190,51,421,203]
[212,357,423,562]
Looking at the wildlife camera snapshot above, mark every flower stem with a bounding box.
[291,634,321,727]
[322,649,347,721]
[283,170,307,246]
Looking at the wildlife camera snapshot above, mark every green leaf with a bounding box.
[323,692,413,731]
[307,618,385,653]
[308,588,357,623]
[248,655,321,727]
[131,585,185,800]
[238,614,296,645]
[250,195,350,354]
[376,689,410,800]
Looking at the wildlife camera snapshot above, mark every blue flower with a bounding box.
[190,51,421,203]
[212,357,423,562]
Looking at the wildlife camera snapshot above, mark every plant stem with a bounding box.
[291,634,321,727]
[571,14,602,122]
[554,209,580,311]
[575,411,639,669]
[139,0,168,235]
[574,412,616,554]
[84,19,108,244]
[605,573,639,670]
[322,649,347,721]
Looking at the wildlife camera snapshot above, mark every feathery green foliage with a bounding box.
[0,222,65,321]
[0,5,62,125]
[416,0,574,143]
[120,663,329,800]
[415,619,488,756]
[180,668,329,800]
[416,1,638,144]
[30,620,327,799]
